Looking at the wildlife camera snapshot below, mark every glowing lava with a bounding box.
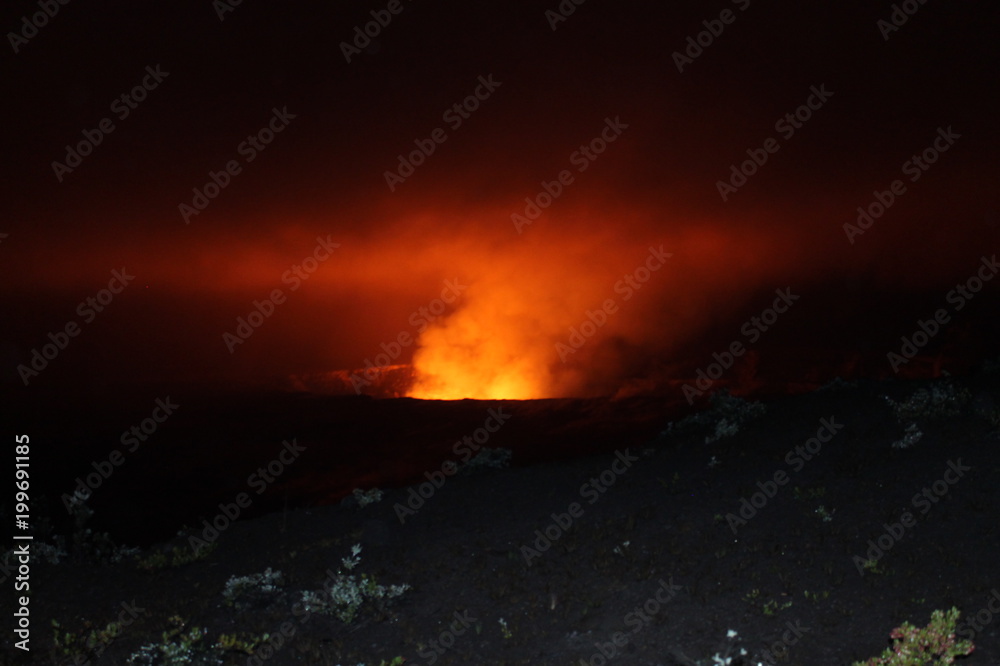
[406,280,563,400]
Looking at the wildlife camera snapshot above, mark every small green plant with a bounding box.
[814,505,836,522]
[762,598,793,616]
[656,472,683,493]
[892,423,923,450]
[341,543,361,571]
[742,588,792,616]
[803,589,830,602]
[852,607,974,665]
[498,617,512,639]
[861,558,885,575]
[793,485,826,501]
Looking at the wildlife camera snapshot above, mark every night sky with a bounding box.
[4,0,998,399]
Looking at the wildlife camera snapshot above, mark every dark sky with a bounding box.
[3,0,998,398]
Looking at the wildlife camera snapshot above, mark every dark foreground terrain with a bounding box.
[4,372,1000,665]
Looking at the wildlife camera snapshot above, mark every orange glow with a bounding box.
[403,222,640,400]
[406,280,560,399]
[5,196,979,400]
[402,211,811,400]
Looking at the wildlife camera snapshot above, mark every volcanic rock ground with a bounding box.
[3,371,1000,665]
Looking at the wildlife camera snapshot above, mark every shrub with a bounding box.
[222,567,284,609]
[52,618,122,665]
[884,383,970,423]
[352,487,384,507]
[299,544,410,623]
[136,543,216,571]
[457,447,512,474]
[852,607,974,666]
[661,389,766,444]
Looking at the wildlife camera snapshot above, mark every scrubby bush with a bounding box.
[52,618,123,665]
[884,381,973,449]
[661,389,766,444]
[884,382,971,423]
[136,543,216,571]
[299,544,410,623]
[457,447,512,473]
[352,487,384,507]
[222,567,284,609]
[852,607,973,666]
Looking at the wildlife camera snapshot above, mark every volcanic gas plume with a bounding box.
[398,208,831,400]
